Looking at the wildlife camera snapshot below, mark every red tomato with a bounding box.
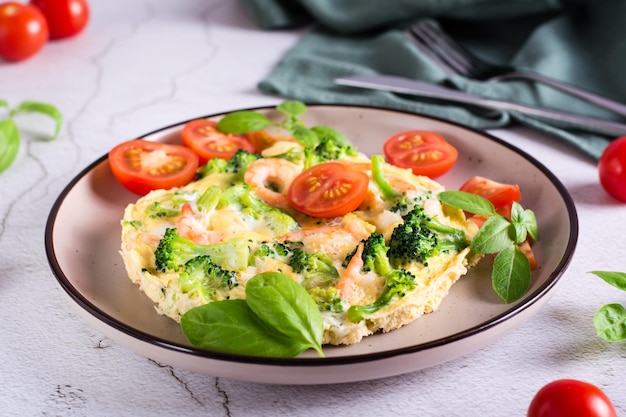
[460,176,521,209]
[287,162,369,218]
[528,379,617,417]
[30,0,89,39]
[109,139,199,196]
[245,130,296,153]
[182,119,255,164]
[383,130,457,178]
[598,136,626,202]
[0,2,48,62]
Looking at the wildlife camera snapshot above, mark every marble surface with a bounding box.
[1,1,625,415]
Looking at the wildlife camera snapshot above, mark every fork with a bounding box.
[408,18,626,118]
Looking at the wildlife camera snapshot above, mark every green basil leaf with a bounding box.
[492,245,531,303]
[245,272,324,357]
[290,124,319,147]
[310,125,351,146]
[590,271,626,292]
[437,191,496,216]
[593,303,626,342]
[180,299,309,357]
[471,215,515,254]
[511,202,539,242]
[11,100,63,140]
[0,119,20,174]
[277,100,306,117]
[216,111,272,134]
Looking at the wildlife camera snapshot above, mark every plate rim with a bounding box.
[44,103,579,368]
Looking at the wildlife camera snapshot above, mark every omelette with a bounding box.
[119,136,480,347]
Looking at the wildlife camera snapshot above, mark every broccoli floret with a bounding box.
[196,149,260,180]
[288,247,339,289]
[347,269,417,322]
[249,241,292,266]
[389,192,434,215]
[302,137,359,168]
[154,228,250,272]
[145,190,197,219]
[308,287,344,313]
[388,205,469,268]
[178,255,238,302]
[343,233,392,277]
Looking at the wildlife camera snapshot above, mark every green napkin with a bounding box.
[241,0,626,160]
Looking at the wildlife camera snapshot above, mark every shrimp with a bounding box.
[244,158,301,209]
[335,243,384,305]
[176,203,224,244]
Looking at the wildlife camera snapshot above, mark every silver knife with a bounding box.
[334,74,626,137]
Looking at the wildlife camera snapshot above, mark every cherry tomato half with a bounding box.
[182,119,255,164]
[0,2,48,62]
[30,0,89,40]
[109,139,199,196]
[287,162,369,218]
[460,176,521,210]
[383,130,457,178]
[598,136,626,202]
[527,379,617,417]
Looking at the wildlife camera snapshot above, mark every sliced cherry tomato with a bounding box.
[0,2,48,62]
[383,130,457,178]
[287,162,369,218]
[30,0,89,39]
[460,176,521,209]
[598,136,626,202]
[109,139,199,196]
[518,239,538,270]
[182,119,255,164]
[245,130,296,153]
[528,379,617,417]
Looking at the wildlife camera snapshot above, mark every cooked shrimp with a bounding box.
[176,203,224,244]
[335,243,384,305]
[244,158,301,209]
[279,225,360,260]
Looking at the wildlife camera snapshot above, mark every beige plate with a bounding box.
[45,105,578,384]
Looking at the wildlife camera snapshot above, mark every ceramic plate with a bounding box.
[45,104,578,384]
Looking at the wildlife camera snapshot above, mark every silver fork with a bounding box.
[408,18,626,118]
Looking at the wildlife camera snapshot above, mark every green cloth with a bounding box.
[240,0,626,161]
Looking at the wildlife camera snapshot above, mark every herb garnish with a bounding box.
[438,190,539,303]
[588,271,626,342]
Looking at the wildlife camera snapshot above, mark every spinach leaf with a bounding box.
[216,111,272,134]
[590,271,626,292]
[593,303,626,342]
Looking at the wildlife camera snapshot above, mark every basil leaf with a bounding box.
[290,124,319,147]
[593,303,626,342]
[11,100,63,140]
[511,202,539,242]
[471,215,515,254]
[310,125,351,146]
[0,119,20,174]
[245,272,324,357]
[216,111,272,134]
[277,100,306,117]
[492,245,531,303]
[437,191,496,216]
[180,299,309,357]
[590,271,626,292]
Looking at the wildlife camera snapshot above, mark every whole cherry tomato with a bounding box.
[527,379,617,417]
[598,136,626,202]
[30,0,89,39]
[0,2,48,62]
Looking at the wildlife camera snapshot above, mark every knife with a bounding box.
[334,74,626,137]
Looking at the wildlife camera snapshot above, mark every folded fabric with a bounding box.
[241,0,626,160]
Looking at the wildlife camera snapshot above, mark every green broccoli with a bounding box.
[154,228,250,272]
[196,149,260,181]
[303,137,359,168]
[347,269,417,322]
[388,205,469,268]
[178,255,239,302]
[145,190,197,219]
[389,192,434,215]
[288,246,339,289]
[343,233,392,277]
[248,241,292,266]
[308,287,344,313]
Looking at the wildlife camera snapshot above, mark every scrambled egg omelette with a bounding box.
[119,137,480,346]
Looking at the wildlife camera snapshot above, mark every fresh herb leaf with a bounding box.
[289,124,318,147]
[593,303,626,342]
[510,202,538,242]
[589,271,626,291]
[0,100,8,111]
[10,100,63,140]
[277,100,307,117]
[310,125,351,146]
[216,111,272,134]
[180,299,309,357]
[492,245,531,303]
[0,119,20,174]
[245,272,325,357]
[438,190,496,216]
[471,215,516,254]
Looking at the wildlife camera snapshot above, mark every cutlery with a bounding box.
[407,18,626,118]
[334,74,626,136]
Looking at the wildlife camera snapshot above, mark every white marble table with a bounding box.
[1,1,624,415]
